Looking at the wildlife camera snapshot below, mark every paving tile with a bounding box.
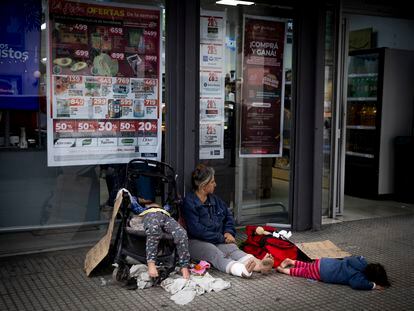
[0,214,413,310]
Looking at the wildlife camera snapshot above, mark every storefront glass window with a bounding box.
[200,0,293,225]
[0,0,165,255]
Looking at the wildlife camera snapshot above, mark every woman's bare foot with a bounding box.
[252,253,274,273]
[276,266,290,275]
[260,253,274,274]
[181,267,190,279]
[147,261,159,278]
[280,258,295,268]
[243,259,256,276]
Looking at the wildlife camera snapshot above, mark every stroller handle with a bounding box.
[125,159,180,211]
[126,159,175,176]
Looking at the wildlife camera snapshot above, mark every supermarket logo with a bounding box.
[0,43,29,62]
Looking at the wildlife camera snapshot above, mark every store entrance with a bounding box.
[328,13,414,223]
[233,13,293,226]
[199,1,294,226]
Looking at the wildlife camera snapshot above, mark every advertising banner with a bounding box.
[240,16,286,157]
[199,10,225,159]
[47,0,161,166]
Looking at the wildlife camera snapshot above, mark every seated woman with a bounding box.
[182,164,274,278]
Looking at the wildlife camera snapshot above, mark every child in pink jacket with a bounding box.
[277,256,390,290]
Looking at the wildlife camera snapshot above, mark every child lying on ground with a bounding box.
[130,196,190,279]
[276,256,390,290]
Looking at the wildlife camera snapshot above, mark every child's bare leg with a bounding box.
[147,261,159,278]
[276,266,290,275]
[181,267,190,279]
[280,258,296,268]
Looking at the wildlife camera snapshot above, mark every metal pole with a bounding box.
[0,220,116,234]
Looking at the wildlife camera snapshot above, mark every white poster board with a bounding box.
[199,10,225,159]
[47,0,162,166]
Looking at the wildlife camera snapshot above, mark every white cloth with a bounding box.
[192,273,231,293]
[161,277,189,294]
[130,265,231,305]
[161,272,231,305]
[129,264,154,289]
[273,230,292,240]
[170,288,197,305]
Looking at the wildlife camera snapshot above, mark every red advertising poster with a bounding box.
[46,0,161,166]
[240,16,286,157]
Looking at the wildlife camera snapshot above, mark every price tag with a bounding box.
[144,99,157,106]
[69,98,84,106]
[120,98,132,106]
[111,52,125,60]
[97,77,112,84]
[145,55,157,62]
[144,79,157,86]
[116,77,130,85]
[92,98,106,105]
[73,24,87,31]
[143,30,157,37]
[148,21,157,28]
[109,27,123,35]
[68,75,82,83]
[75,50,89,58]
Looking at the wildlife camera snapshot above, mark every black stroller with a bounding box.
[112,159,182,286]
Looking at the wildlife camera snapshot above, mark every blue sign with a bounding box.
[0,0,41,110]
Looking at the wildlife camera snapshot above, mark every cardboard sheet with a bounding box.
[84,189,123,276]
[295,240,351,260]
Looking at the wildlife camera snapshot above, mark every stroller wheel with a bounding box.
[112,265,129,285]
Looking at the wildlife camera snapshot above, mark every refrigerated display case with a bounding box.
[345,48,414,197]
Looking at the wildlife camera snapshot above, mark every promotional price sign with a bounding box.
[47,0,162,166]
[199,10,225,159]
[240,15,287,157]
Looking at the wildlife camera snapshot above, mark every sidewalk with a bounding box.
[1,214,413,311]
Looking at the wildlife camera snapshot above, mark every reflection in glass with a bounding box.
[322,9,335,216]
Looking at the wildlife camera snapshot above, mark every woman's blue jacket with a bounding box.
[182,192,236,244]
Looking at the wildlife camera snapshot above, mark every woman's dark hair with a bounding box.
[364,263,390,287]
[191,164,215,191]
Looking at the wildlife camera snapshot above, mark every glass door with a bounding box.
[199,1,293,226]
[328,11,348,218]
[345,50,380,197]
[236,15,293,226]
